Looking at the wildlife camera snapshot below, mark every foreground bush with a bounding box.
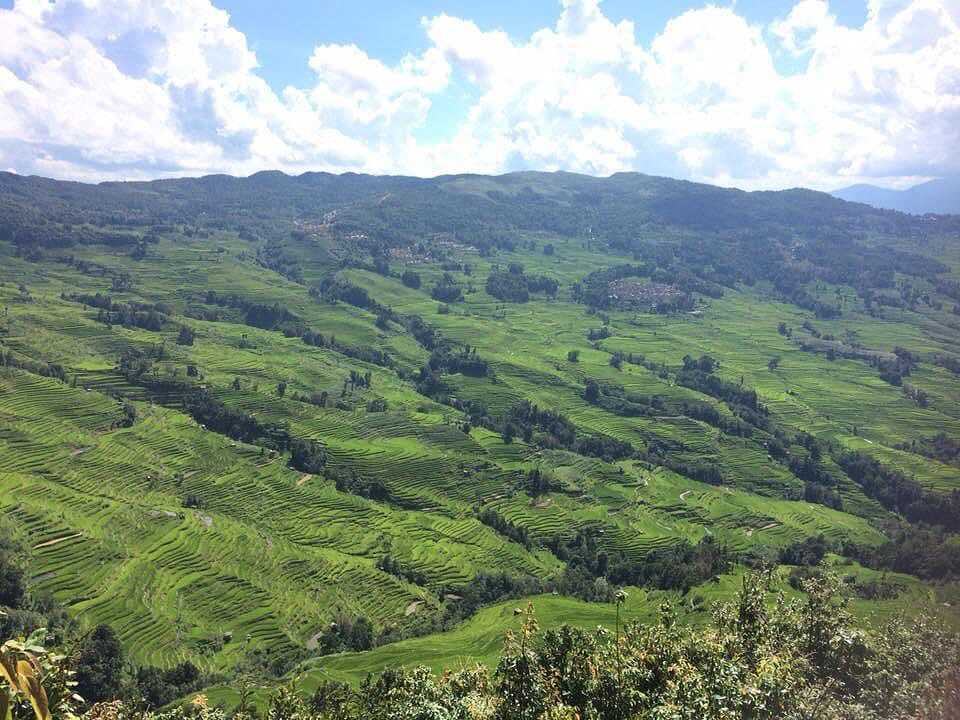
[6,572,960,720]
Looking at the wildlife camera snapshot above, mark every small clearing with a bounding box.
[405,600,423,617]
[70,447,89,456]
[297,473,312,487]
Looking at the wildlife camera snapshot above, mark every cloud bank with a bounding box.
[0,0,957,188]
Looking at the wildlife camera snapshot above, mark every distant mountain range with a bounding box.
[832,176,960,215]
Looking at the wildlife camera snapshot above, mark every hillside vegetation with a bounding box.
[3,570,959,720]
[1,169,959,710]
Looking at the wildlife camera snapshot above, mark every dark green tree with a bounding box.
[75,624,125,703]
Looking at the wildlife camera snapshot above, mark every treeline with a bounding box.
[772,273,842,318]
[835,451,960,532]
[408,317,493,397]
[312,278,397,322]
[0,349,69,383]
[485,264,559,303]
[497,401,635,461]
[4,217,154,251]
[183,388,290,449]
[295,570,548,660]
[875,346,919,386]
[202,290,299,331]
[301,328,393,367]
[549,532,731,600]
[794,327,930,391]
[934,353,960,375]
[256,240,303,283]
[430,273,463,303]
[897,433,960,468]
[935,277,960,302]
[584,379,755,438]
[4,166,957,323]
[66,292,172,316]
[181,389,327,475]
[376,554,429,586]
[443,396,635,463]
[382,523,730,608]
[677,354,763,418]
[200,289,394,367]
[608,204,946,318]
[426,344,489,377]
[312,613,375,654]
[66,292,172,331]
[133,659,208,709]
[646,451,725,486]
[847,523,960,582]
[477,508,532,548]
[758,535,905,601]
[789,434,844,510]
[289,439,326,474]
[325,467,389,502]
[671,355,843,506]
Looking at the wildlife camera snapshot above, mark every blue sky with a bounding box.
[215,0,870,145]
[222,1,867,92]
[0,0,956,188]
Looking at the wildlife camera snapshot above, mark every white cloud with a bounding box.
[0,0,957,188]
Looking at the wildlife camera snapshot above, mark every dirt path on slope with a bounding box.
[33,533,82,549]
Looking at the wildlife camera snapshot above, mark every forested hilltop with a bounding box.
[1,169,959,715]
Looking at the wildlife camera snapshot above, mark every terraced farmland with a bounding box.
[2,169,960,689]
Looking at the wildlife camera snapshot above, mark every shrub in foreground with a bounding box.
[5,571,959,720]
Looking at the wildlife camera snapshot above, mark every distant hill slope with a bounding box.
[832,176,960,215]
[2,167,955,250]
[1,168,955,322]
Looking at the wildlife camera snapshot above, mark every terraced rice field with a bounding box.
[2,216,959,678]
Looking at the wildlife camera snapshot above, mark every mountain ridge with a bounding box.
[832,176,960,215]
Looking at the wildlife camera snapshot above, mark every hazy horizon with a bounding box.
[2,164,952,198]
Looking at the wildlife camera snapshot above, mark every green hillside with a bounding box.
[1,169,959,694]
